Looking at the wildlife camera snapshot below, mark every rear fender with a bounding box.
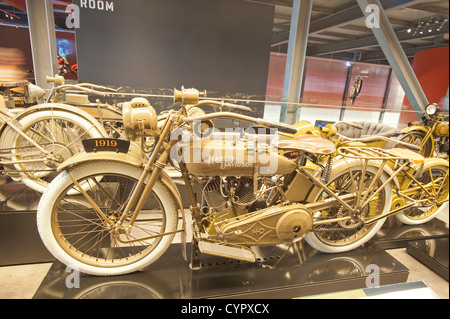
[5,103,108,136]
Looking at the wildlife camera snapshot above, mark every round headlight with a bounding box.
[425,103,438,116]
[122,98,157,140]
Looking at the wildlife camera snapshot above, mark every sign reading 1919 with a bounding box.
[82,138,130,153]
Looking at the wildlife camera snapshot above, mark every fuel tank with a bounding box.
[434,121,449,137]
[179,132,296,177]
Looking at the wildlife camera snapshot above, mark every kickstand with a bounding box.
[189,238,202,270]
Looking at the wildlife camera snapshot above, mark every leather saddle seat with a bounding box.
[0,80,29,89]
[276,134,336,155]
[336,121,397,138]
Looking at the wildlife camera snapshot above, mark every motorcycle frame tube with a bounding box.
[300,157,403,224]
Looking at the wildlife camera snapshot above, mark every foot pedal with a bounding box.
[198,241,256,262]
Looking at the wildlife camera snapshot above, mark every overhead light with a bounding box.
[437,18,448,31]
[407,15,448,36]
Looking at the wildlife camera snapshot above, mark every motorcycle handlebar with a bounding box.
[183,112,299,134]
[256,119,299,134]
[196,100,252,113]
[337,133,422,152]
[54,85,108,97]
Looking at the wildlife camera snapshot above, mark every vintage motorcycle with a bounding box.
[313,121,449,226]
[399,103,449,158]
[37,87,431,276]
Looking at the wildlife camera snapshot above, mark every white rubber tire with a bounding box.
[305,165,392,253]
[37,161,178,276]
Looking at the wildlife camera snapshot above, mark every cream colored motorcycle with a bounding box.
[37,87,429,276]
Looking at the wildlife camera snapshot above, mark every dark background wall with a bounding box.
[73,0,274,95]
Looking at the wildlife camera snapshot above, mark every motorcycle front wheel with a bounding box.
[305,164,392,253]
[37,161,178,276]
[398,131,433,157]
[395,163,449,225]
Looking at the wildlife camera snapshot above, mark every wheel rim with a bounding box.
[51,173,167,268]
[312,169,386,247]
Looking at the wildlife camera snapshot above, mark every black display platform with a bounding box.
[32,242,409,299]
[407,237,449,281]
[0,182,54,266]
[2,179,448,298]
[374,217,449,249]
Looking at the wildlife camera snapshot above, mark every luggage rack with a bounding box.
[338,146,415,162]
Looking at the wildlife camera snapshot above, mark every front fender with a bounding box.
[400,126,435,157]
[400,126,429,135]
[400,157,449,190]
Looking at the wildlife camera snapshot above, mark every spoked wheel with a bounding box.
[305,164,392,253]
[2,110,105,193]
[37,161,178,276]
[398,131,433,157]
[396,164,449,225]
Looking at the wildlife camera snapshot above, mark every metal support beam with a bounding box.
[361,43,448,62]
[26,0,58,91]
[308,23,449,56]
[272,0,425,46]
[357,0,429,117]
[279,0,313,124]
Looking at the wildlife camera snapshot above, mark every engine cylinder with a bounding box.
[233,177,257,205]
[204,178,227,211]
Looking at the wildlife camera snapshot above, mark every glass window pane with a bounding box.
[302,56,349,107]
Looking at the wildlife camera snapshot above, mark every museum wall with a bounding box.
[399,46,450,127]
[73,0,274,95]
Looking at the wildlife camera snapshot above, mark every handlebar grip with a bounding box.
[257,119,298,134]
[220,102,252,113]
[399,142,421,152]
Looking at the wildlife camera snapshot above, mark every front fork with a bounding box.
[115,112,179,230]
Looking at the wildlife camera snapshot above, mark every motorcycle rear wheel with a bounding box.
[37,161,178,276]
[305,164,391,253]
